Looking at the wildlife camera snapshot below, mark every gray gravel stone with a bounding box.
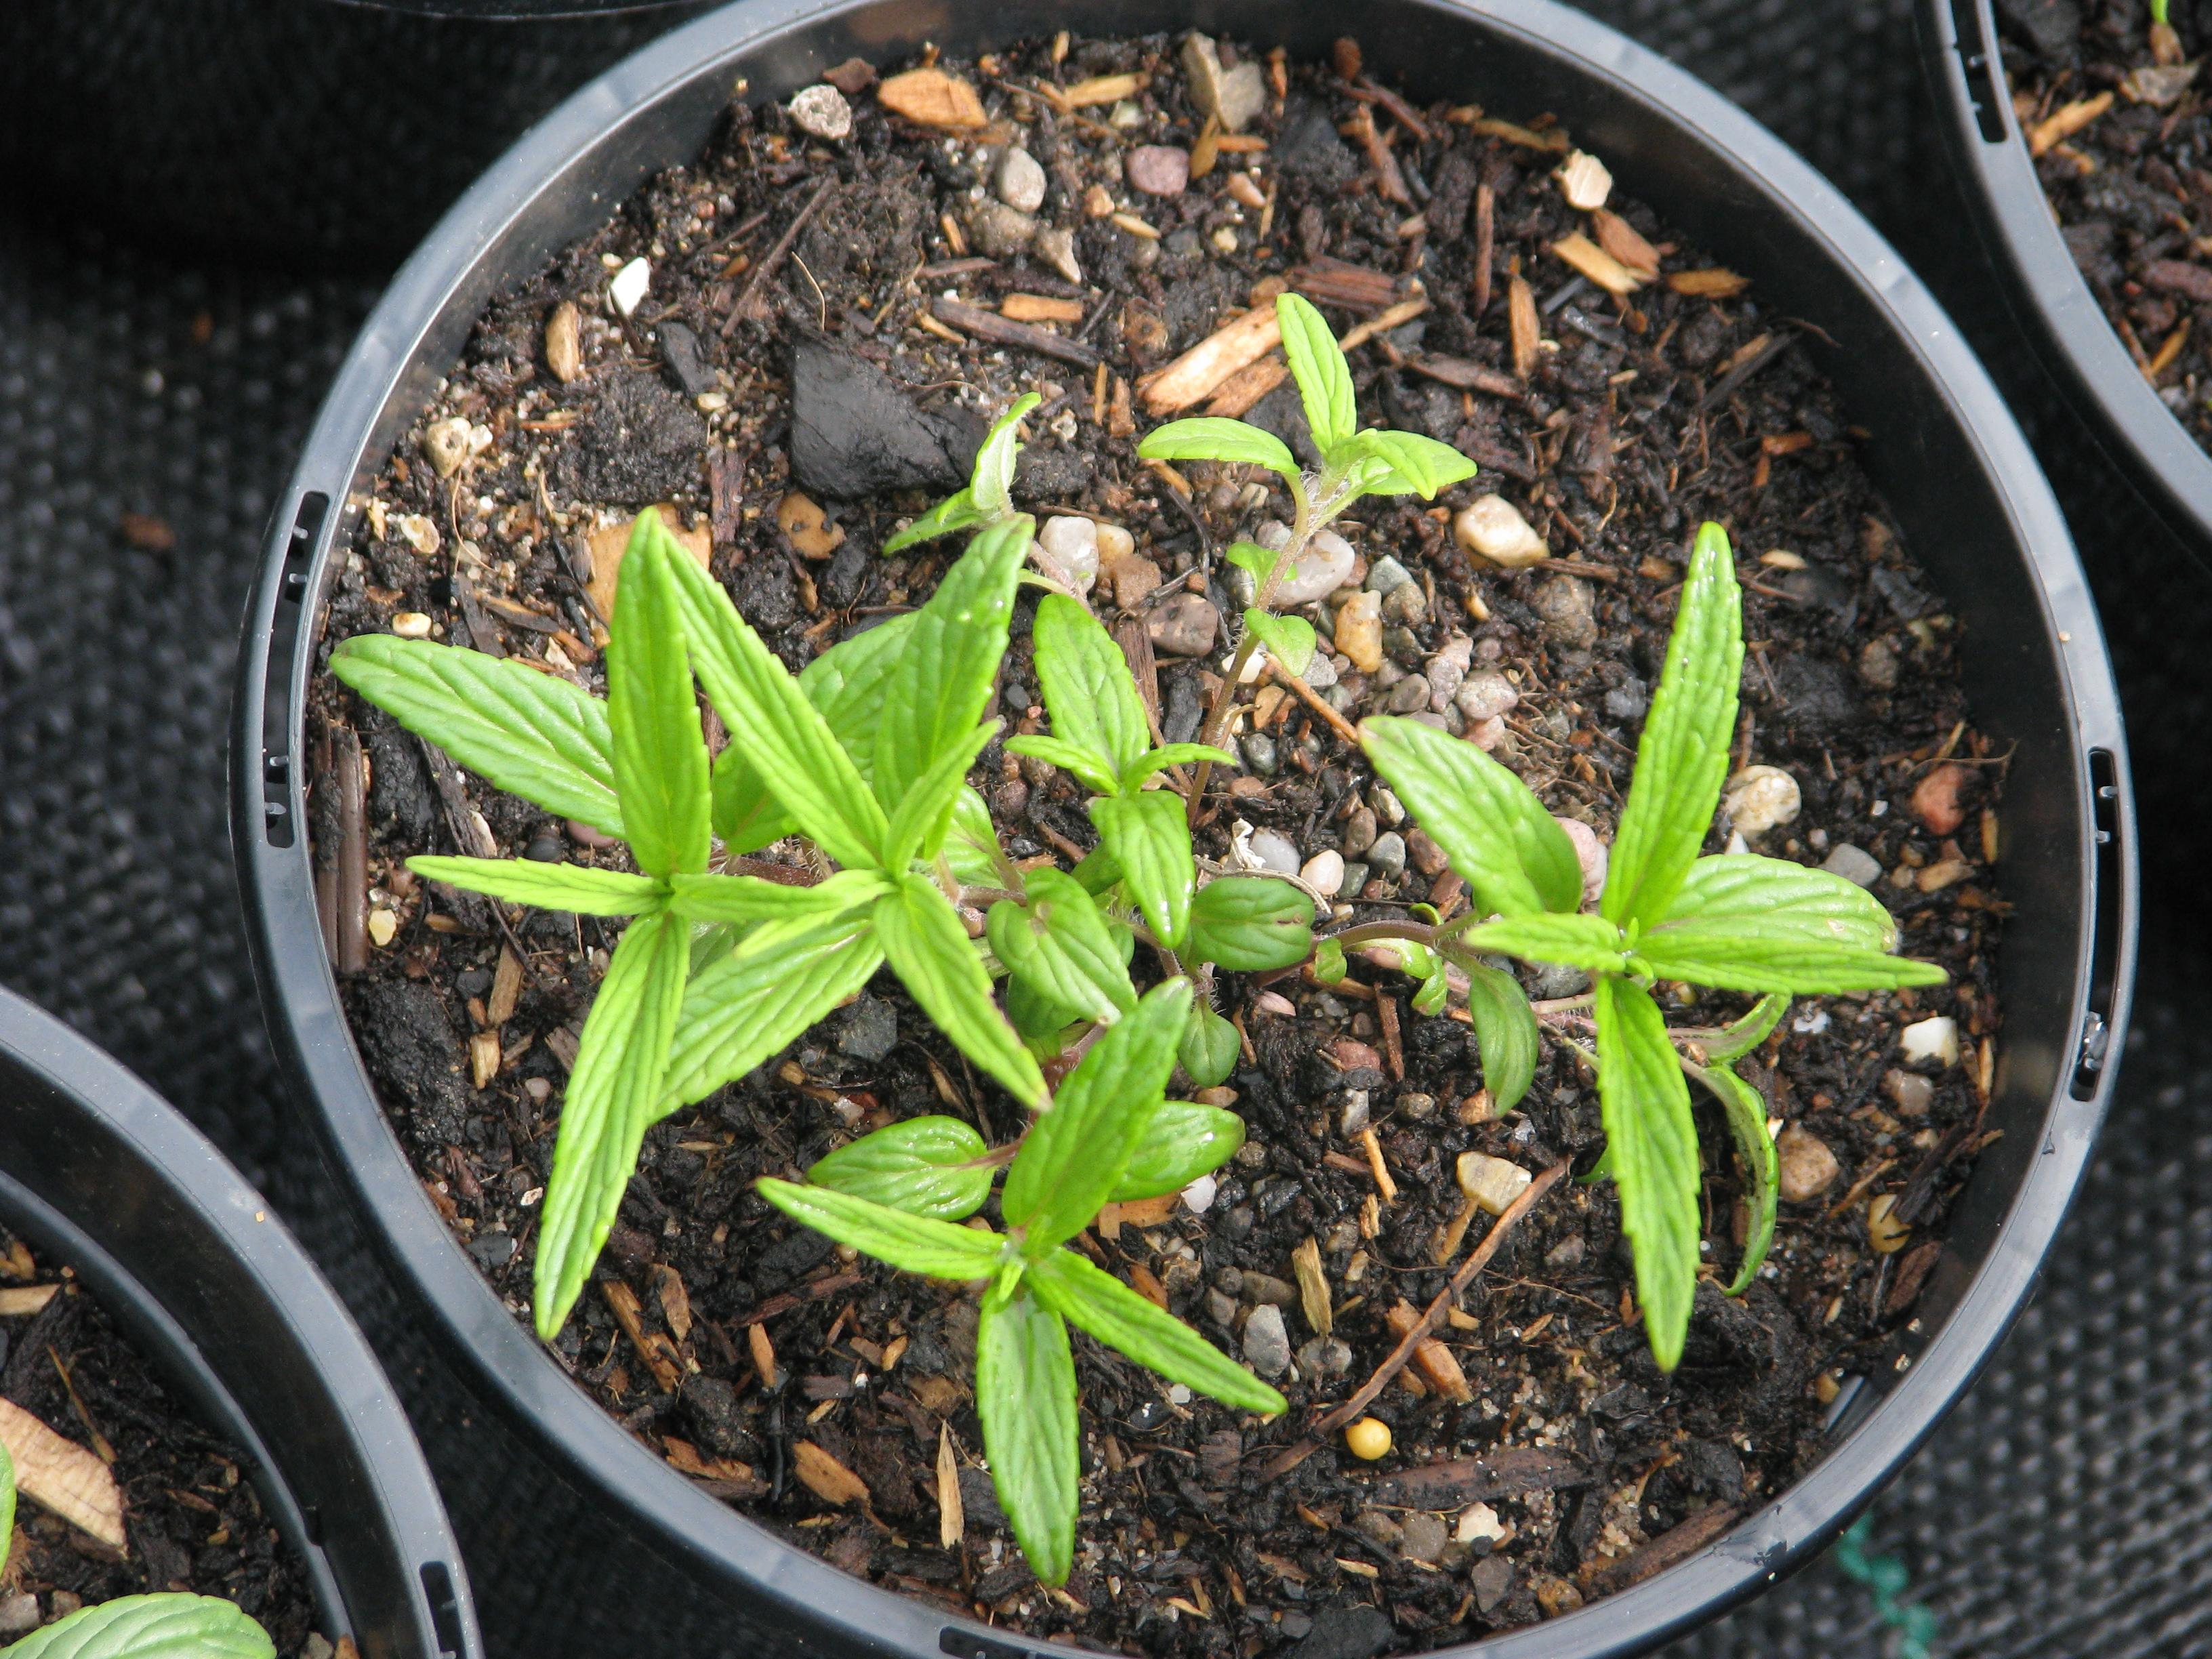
[1242,1304,1292,1376]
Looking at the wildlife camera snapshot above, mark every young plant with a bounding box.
[1008,593,1315,1084]
[757,977,1283,1585]
[1345,522,1946,1369]
[880,392,1045,558]
[1134,291,1479,814]
[0,1440,273,1657]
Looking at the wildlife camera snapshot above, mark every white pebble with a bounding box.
[1900,1015,1961,1067]
[609,257,651,316]
[787,83,853,141]
[1555,150,1614,211]
[1454,495,1549,567]
[1256,521,1357,606]
[1181,1174,1218,1214]
[1822,844,1883,888]
[390,612,433,639]
[1724,764,1802,836]
[1340,1090,1371,1136]
[1037,514,1101,592]
[1248,828,1300,876]
[1555,815,1607,901]
[1301,849,1346,897]
[994,146,1048,213]
[1456,1151,1533,1215]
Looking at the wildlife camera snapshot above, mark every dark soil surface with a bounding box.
[0,1231,323,1655]
[306,30,2007,1655]
[2002,0,2212,445]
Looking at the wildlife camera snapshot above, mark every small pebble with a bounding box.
[1366,832,1407,880]
[1335,590,1383,672]
[1867,1193,1910,1254]
[1035,224,1084,285]
[1345,1417,1393,1460]
[1181,33,1267,131]
[1341,805,1377,858]
[1399,1511,1450,1564]
[1427,635,1471,711]
[1455,670,1520,721]
[390,611,433,638]
[1037,514,1101,592]
[1366,555,1414,594]
[1456,1151,1532,1215]
[995,145,1047,212]
[1258,523,1358,606]
[787,83,853,140]
[1555,815,1608,899]
[1182,1174,1218,1214]
[1821,844,1883,888]
[1340,861,1370,895]
[609,256,651,316]
[1381,582,1427,625]
[1339,1090,1371,1136]
[1248,827,1301,875]
[1555,149,1614,210]
[1146,592,1220,657]
[1532,573,1598,649]
[1900,1015,1961,1067]
[366,908,398,948]
[1725,764,1802,836]
[1776,1125,1839,1202]
[421,416,474,478]
[1406,828,1449,878]
[1387,674,1431,714]
[1300,850,1345,896]
[1296,1336,1354,1377]
[1126,144,1191,196]
[966,201,1038,257]
[1884,1068,1935,1115]
[1454,495,1550,567]
[1242,1304,1292,1377]
[1241,733,1279,776]
[1912,762,1970,835]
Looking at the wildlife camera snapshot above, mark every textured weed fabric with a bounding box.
[0,1,2202,1652]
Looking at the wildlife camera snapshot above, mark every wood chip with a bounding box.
[1204,354,1289,417]
[748,1321,779,1391]
[1588,1504,1740,1593]
[662,1436,762,1492]
[1336,296,1428,354]
[877,67,987,129]
[1509,275,1539,378]
[1359,1126,1398,1202]
[1385,1299,1473,1401]
[1138,304,1282,413]
[588,510,710,621]
[1291,1237,1332,1336]
[1378,1446,1588,1507]
[1002,293,1085,324]
[2028,91,2112,157]
[0,1397,125,1549]
[1407,355,1522,396]
[1057,72,1146,108]
[468,1029,501,1090]
[1288,257,1401,312]
[600,1281,682,1393]
[1667,267,1750,298]
[0,1286,57,1317]
[654,1263,693,1344]
[1591,209,1661,279]
[544,301,582,383]
[1551,232,1642,294]
[1467,116,1570,152]
[937,1424,964,1548]
[930,296,1101,367]
[794,1440,871,1507]
[488,945,524,1027]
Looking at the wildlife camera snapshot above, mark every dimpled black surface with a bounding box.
[0,4,2200,1654]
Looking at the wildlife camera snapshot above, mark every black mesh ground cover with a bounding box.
[0,3,2198,1652]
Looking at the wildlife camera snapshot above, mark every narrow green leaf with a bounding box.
[877,874,1048,1109]
[1121,743,1238,792]
[660,913,883,1109]
[1456,911,1628,975]
[1636,926,1948,995]
[987,867,1137,1026]
[1136,416,1299,483]
[1006,734,1122,797]
[533,910,689,1338]
[1702,991,1790,1064]
[0,1440,14,1577]
[883,488,990,556]
[667,867,890,925]
[975,1287,1080,1586]
[407,856,665,916]
[1185,877,1315,972]
[659,551,888,869]
[1360,716,1582,916]
[1277,291,1357,452]
[1111,1100,1244,1200]
[607,512,712,877]
[1660,854,1899,950]
[709,742,798,854]
[1092,790,1196,947]
[0,1595,274,1659]
[1462,960,1540,1111]
[1603,522,1743,926]
[1243,609,1317,677]
[1030,1247,1286,1414]
[1004,979,1192,1250]
[1031,593,1152,781]
[886,720,999,870]
[1694,1063,1778,1295]
[330,636,623,838]
[1595,977,1702,1372]
[971,391,1042,516]
[758,1179,1006,1279]
[804,612,922,785]
[1179,1004,1241,1088]
[806,1116,994,1221]
[1340,428,1479,499]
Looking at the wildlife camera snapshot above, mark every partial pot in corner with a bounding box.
[236,3,2135,1658]
[0,986,483,1659]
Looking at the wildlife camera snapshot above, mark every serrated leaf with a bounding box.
[1242,609,1317,677]
[1092,790,1195,947]
[330,636,624,838]
[1136,416,1300,483]
[1702,992,1790,1064]
[804,611,922,784]
[883,488,990,556]
[877,874,1047,1109]
[975,1286,1079,1586]
[1004,979,1192,1251]
[1122,743,1237,792]
[1360,716,1582,916]
[943,785,1007,889]
[758,1179,1006,1279]
[1456,911,1628,975]
[987,867,1137,1026]
[876,516,1032,820]
[1111,1100,1244,1200]
[807,1116,994,1221]
[1637,926,1948,995]
[1029,1247,1285,1414]
[659,551,888,870]
[667,867,890,925]
[607,512,712,878]
[1603,523,1743,926]
[1179,1004,1240,1088]
[660,913,883,1109]
[1185,877,1315,972]
[0,1594,275,1659]
[407,856,665,916]
[1462,960,1540,1111]
[1277,291,1357,453]
[1225,539,1285,591]
[886,720,999,870]
[1661,854,1900,950]
[1006,734,1122,797]
[1340,428,1479,499]
[1696,1063,1778,1295]
[533,910,688,1338]
[709,742,798,854]
[971,391,1042,516]
[1031,594,1151,781]
[1595,976,1702,1372]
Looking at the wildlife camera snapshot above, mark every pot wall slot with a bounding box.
[421,1561,466,1657]
[2072,747,2125,1099]
[1948,0,2006,143]
[260,491,329,850]
[941,1631,1032,1659]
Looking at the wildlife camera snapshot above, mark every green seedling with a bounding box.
[1338,522,1946,1369]
[0,1440,274,1657]
[759,976,1280,1585]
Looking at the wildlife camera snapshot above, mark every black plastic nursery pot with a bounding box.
[233,1,2138,1656]
[0,985,483,1659]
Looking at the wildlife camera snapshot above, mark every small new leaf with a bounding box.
[1455,911,1628,976]
[987,867,1138,1027]
[882,487,989,555]
[1121,743,1238,792]
[971,391,1042,516]
[1694,1063,1778,1295]
[1340,428,1479,499]
[1461,960,1540,1111]
[1225,539,1285,592]
[1179,1004,1241,1089]
[1029,1248,1286,1415]
[1006,734,1122,797]
[1277,291,1357,453]
[1111,1100,1245,1201]
[1136,417,1300,485]
[758,1179,1006,1280]
[1360,717,1582,916]
[606,512,712,878]
[975,1287,1080,1585]
[1092,790,1197,948]
[1702,991,1790,1065]
[1242,609,1317,677]
[807,1116,994,1221]
[886,720,999,870]
[407,857,665,916]
[1185,877,1315,972]
[1595,977,1702,1370]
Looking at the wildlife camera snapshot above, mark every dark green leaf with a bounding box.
[1006,972,1082,1041]
[882,488,989,556]
[877,874,1048,1109]
[666,867,890,925]
[1594,976,1702,1371]
[1004,979,1191,1251]
[1179,1004,1240,1088]
[1031,594,1151,781]
[1462,960,1540,1111]
[1340,428,1479,499]
[757,1179,1006,1279]
[1603,522,1742,927]
[0,1595,274,1659]
[975,1286,1079,1585]
[533,910,688,1338]
[1071,844,1122,897]
[407,856,665,916]
[1136,417,1298,483]
[1111,1100,1244,1200]
[1121,743,1237,792]
[1242,609,1317,677]
[330,636,623,838]
[807,1117,994,1221]
[1186,877,1315,972]
[607,512,712,877]
[1029,1248,1285,1414]
[1695,1063,1777,1295]
[987,867,1137,1026]
[1456,911,1628,975]
[660,913,883,1109]
[1277,291,1357,453]
[1701,992,1790,1064]
[886,720,999,870]
[1006,735,1122,797]
[1359,716,1582,916]
[1092,790,1195,947]
[970,392,1042,516]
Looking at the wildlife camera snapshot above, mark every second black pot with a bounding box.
[234,1,2135,1656]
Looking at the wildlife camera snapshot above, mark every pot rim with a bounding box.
[234,1,2135,1654]
[0,984,482,1659]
